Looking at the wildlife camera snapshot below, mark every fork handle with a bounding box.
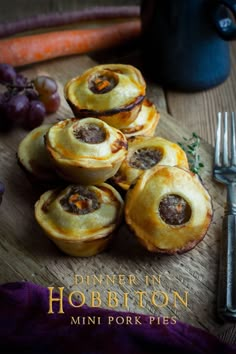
[218,214,236,320]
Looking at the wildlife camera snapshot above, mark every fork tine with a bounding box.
[215,112,222,166]
[223,112,229,166]
[231,112,236,165]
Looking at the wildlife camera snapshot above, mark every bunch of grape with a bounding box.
[0,63,60,131]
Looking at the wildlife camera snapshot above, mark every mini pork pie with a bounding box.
[65,64,146,129]
[35,183,124,257]
[45,118,128,185]
[113,136,189,190]
[120,99,160,138]
[17,124,57,182]
[125,165,213,254]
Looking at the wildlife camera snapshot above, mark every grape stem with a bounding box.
[0,80,33,90]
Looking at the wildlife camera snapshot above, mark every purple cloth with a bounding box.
[0,282,235,354]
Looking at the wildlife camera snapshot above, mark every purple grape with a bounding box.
[22,100,46,130]
[0,93,13,131]
[0,63,17,84]
[0,93,5,105]
[0,91,11,103]
[5,94,29,123]
[25,89,39,101]
[33,76,57,95]
[40,91,60,113]
[15,74,28,88]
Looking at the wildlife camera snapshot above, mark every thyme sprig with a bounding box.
[178,132,204,175]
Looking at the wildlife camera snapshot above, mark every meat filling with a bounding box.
[88,70,118,94]
[73,124,106,144]
[159,194,191,225]
[60,186,100,215]
[129,148,163,169]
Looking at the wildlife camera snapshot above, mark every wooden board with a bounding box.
[0,55,225,336]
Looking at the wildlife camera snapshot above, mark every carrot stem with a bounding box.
[0,6,140,39]
[0,20,141,67]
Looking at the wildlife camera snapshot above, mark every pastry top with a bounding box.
[113,135,189,190]
[17,124,56,181]
[35,183,124,241]
[45,118,128,168]
[125,165,213,253]
[65,64,146,112]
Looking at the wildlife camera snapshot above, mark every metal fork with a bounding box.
[214,112,236,321]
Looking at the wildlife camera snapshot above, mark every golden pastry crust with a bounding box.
[64,64,146,128]
[120,99,160,138]
[45,118,128,185]
[17,124,57,181]
[35,183,124,257]
[112,136,189,190]
[125,165,213,254]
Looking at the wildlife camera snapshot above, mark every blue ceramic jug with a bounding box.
[141,0,236,91]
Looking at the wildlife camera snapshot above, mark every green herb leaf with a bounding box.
[178,132,204,175]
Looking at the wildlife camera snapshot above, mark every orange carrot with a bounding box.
[0,20,141,67]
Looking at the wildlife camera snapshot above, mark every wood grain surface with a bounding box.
[0,55,228,338]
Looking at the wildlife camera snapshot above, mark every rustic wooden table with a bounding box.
[1,0,236,346]
[165,43,236,346]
